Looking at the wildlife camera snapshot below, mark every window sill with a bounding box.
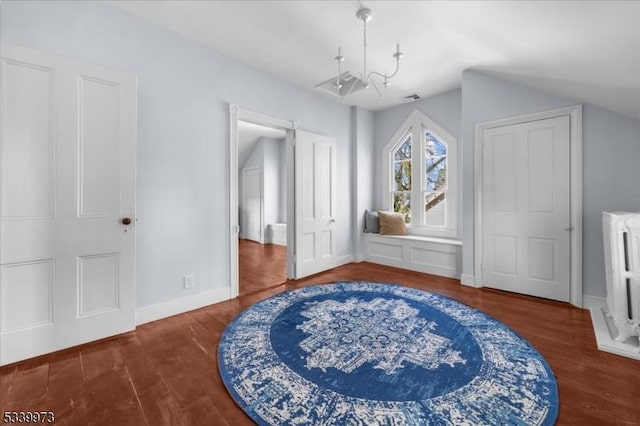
[405,226,458,240]
[362,233,462,247]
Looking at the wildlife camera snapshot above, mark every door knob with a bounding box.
[122,217,132,225]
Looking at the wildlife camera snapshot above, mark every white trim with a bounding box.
[460,274,475,287]
[135,287,231,326]
[229,105,239,299]
[336,254,355,267]
[229,105,296,299]
[583,294,606,310]
[473,105,583,307]
[368,234,462,246]
[381,109,458,238]
[588,299,640,361]
[267,223,287,246]
[362,233,460,279]
[354,253,365,263]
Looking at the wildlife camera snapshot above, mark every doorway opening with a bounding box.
[229,106,296,298]
[237,120,288,295]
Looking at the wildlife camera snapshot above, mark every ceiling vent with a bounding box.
[404,94,421,101]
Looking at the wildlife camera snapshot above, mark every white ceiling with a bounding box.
[237,120,286,169]
[110,1,640,118]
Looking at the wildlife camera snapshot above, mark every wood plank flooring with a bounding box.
[238,239,286,295]
[1,260,639,425]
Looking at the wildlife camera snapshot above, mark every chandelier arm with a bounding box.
[366,69,394,85]
[370,78,386,98]
[367,56,401,82]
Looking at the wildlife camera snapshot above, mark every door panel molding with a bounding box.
[474,105,582,307]
[294,130,338,278]
[0,43,136,365]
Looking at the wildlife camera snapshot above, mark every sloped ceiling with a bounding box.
[237,121,286,170]
[110,1,640,118]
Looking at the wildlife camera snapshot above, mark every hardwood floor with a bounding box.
[239,239,286,296]
[1,262,639,425]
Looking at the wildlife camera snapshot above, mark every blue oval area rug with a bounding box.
[218,282,558,425]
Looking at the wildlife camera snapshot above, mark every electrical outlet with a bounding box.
[184,274,194,289]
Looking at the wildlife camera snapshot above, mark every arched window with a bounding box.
[383,110,457,238]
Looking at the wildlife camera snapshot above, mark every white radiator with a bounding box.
[603,212,640,344]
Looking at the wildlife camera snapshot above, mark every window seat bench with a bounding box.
[361,233,462,279]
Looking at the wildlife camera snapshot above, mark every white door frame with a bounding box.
[240,166,263,243]
[228,105,296,298]
[473,105,583,307]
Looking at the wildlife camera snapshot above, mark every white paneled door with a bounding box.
[241,167,261,243]
[481,115,571,302]
[0,44,136,365]
[294,130,337,278]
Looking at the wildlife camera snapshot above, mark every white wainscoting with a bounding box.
[268,223,287,246]
[362,234,462,279]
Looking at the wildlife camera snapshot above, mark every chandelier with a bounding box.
[316,7,403,99]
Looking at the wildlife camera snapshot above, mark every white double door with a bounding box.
[0,44,136,365]
[481,115,571,302]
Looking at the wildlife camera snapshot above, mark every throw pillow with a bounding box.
[363,210,380,233]
[378,211,408,235]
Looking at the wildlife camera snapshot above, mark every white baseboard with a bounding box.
[336,254,354,267]
[271,238,287,246]
[460,274,475,287]
[136,287,231,326]
[583,295,606,310]
[354,253,364,263]
[588,300,640,361]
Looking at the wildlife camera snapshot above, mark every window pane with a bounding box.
[424,191,446,227]
[424,131,447,192]
[393,192,411,224]
[393,160,411,191]
[394,134,412,161]
[425,131,446,156]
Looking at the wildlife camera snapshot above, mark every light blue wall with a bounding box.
[4,1,637,305]
[351,107,375,257]
[461,70,640,298]
[279,139,287,223]
[262,138,283,230]
[1,1,353,307]
[582,106,640,296]
[239,137,283,240]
